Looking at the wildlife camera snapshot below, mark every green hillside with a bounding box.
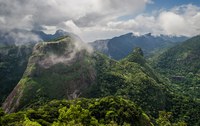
[88,48,167,117]
[89,48,200,126]
[153,35,200,99]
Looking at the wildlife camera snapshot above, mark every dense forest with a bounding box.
[0,96,154,126]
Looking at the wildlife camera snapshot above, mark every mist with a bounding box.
[37,37,93,69]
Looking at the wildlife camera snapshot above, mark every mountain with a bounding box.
[153,35,200,99]
[2,36,95,113]
[0,96,153,125]
[0,30,78,105]
[90,33,188,60]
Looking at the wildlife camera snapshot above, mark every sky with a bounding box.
[0,0,200,42]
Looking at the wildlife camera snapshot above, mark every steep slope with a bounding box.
[0,96,153,126]
[90,33,188,60]
[153,35,200,99]
[0,45,32,104]
[3,36,95,113]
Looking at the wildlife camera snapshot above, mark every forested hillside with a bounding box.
[153,35,200,100]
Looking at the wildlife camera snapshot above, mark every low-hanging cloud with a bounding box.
[38,37,93,69]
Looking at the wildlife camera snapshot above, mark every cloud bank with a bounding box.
[0,0,199,42]
[98,4,200,39]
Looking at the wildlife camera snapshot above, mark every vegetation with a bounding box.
[156,111,187,126]
[88,48,166,117]
[88,48,200,126]
[152,35,200,100]
[0,96,153,126]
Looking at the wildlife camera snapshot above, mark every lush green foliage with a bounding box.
[156,111,187,126]
[88,48,200,126]
[150,35,200,125]
[0,97,153,126]
[89,49,166,117]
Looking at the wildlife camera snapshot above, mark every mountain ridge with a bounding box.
[90,32,188,60]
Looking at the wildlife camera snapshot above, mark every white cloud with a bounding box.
[159,12,188,35]
[98,4,200,40]
[60,20,82,35]
[0,16,5,24]
[158,4,200,36]
[0,0,150,42]
[0,0,149,29]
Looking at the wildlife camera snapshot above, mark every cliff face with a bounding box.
[3,36,96,113]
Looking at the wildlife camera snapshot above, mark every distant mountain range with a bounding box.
[90,33,188,60]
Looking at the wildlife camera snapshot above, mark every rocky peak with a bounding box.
[133,47,144,57]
